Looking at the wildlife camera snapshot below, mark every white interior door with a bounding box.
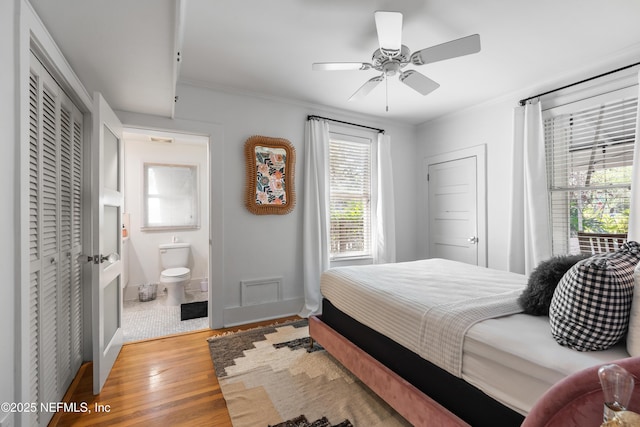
[91,93,124,394]
[428,156,478,265]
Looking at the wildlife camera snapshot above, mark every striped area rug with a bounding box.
[208,319,410,427]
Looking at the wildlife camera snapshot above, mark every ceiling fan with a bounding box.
[312,11,481,107]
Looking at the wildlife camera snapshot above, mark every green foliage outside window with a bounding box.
[568,166,631,235]
[330,199,366,254]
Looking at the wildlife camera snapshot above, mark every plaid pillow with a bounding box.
[549,241,640,351]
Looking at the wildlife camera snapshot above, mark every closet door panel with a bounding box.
[58,104,73,390]
[28,67,42,427]
[28,52,84,426]
[41,85,58,258]
[70,113,84,372]
[29,72,40,264]
[40,77,60,411]
[40,260,59,405]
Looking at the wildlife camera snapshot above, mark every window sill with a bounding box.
[330,256,374,268]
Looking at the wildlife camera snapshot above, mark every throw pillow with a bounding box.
[549,241,640,351]
[626,261,640,356]
[518,254,590,316]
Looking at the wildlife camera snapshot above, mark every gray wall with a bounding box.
[416,99,516,271]
[119,81,420,325]
[175,81,421,309]
[415,53,640,271]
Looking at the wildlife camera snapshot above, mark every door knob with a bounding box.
[100,253,120,264]
[468,236,478,244]
[84,253,120,264]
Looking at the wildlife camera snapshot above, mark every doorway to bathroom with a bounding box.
[121,128,210,342]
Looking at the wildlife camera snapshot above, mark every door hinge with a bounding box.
[427,173,430,181]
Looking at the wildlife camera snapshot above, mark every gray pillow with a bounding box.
[518,254,589,316]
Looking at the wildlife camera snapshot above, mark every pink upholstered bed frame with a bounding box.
[309,315,640,427]
[309,315,469,426]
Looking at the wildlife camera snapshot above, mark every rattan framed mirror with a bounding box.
[244,135,296,215]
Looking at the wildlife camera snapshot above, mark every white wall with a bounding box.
[416,99,515,271]
[415,49,640,272]
[123,138,209,297]
[166,82,418,322]
[2,0,16,423]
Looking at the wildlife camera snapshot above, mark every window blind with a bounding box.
[544,94,637,255]
[329,137,372,258]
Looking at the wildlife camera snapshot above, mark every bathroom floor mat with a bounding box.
[180,301,208,321]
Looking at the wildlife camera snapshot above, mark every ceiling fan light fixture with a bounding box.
[383,62,401,77]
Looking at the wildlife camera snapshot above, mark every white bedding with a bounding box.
[320,258,631,415]
[320,259,526,377]
[463,314,628,414]
[321,258,527,375]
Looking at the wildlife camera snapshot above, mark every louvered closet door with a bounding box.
[29,52,84,427]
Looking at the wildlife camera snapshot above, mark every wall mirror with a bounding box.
[143,162,199,230]
[244,135,296,215]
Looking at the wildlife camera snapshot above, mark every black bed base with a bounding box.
[321,298,525,427]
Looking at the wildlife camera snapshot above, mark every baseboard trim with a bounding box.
[223,298,304,327]
[48,362,92,427]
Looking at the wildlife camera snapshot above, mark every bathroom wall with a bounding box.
[123,136,210,299]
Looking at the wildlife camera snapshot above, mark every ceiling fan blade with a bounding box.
[349,75,384,101]
[411,34,481,66]
[374,11,403,55]
[312,62,373,71]
[399,70,440,96]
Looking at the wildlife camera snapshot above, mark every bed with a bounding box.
[308,258,636,427]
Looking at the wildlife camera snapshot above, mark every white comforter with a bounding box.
[321,258,631,415]
[320,258,528,376]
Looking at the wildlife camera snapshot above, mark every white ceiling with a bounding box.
[30,0,640,125]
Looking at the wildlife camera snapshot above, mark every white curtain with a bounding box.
[507,100,552,274]
[300,119,330,317]
[374,133,396,263]
[628,71,640,242]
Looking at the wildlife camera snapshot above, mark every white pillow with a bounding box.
[626,261,640,356]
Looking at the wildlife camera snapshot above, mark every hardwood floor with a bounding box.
[52,316,299,426]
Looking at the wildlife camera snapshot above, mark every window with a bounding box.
[329,131,374,259]
[143,163,199,230]
[544,87,637,255]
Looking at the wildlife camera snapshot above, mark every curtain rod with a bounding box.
[518,61,640,106]
[307,115,385,134]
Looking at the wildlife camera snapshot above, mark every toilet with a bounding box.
[159,242,191,305]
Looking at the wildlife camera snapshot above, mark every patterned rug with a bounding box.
[208,319,410,427]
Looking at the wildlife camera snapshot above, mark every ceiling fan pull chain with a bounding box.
[385,76,389,112]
